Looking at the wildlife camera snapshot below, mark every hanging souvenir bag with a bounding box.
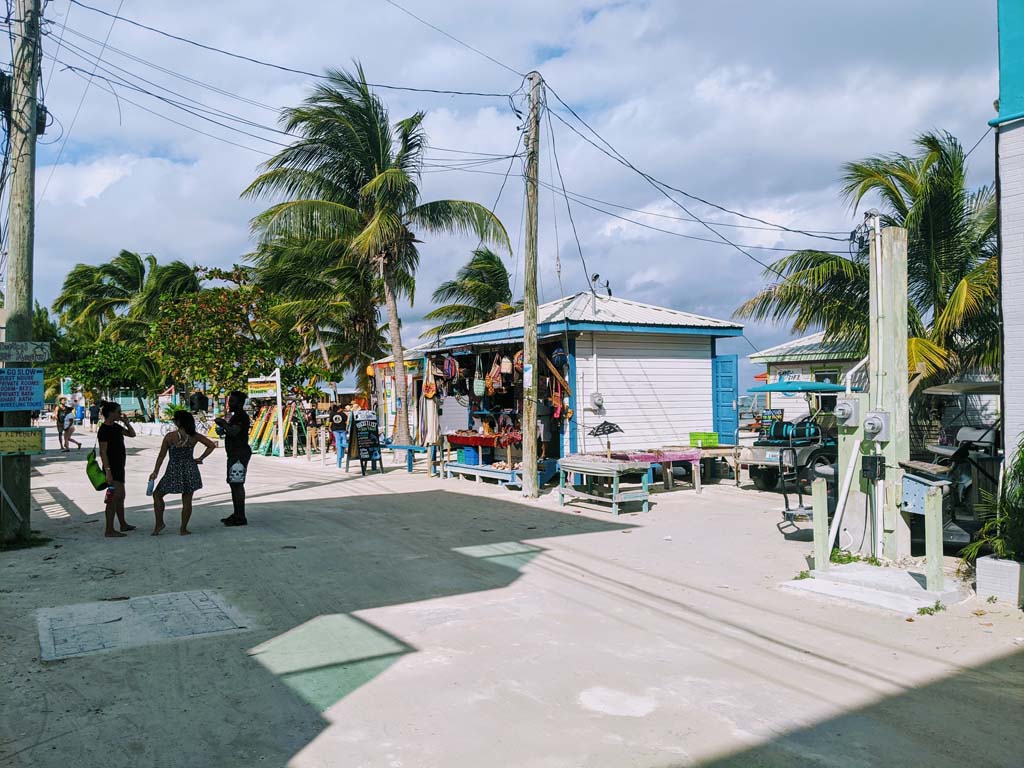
[423,363,437,400]
[473,355,486,397]
[488,354,504,393]
[552,381,563,418]
[500,354,513,374]
[443,355,459,380]
[551,347,568,369]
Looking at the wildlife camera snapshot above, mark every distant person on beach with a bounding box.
[88,401,101,432]
[149,410,217,536]
[330,404,349,467]
[98,401,137,538]
[62,406,82,452]
[54,397,69,451]
[215,390,252,527]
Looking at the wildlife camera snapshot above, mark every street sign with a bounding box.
[0,427,44,455]
[0,341,50,362]
[0,368,43,411]
[247,378,279,399]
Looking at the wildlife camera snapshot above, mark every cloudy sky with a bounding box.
[27,0,998,385]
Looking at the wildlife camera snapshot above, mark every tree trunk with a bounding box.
[382,271,411,445]
[134,389,149,421]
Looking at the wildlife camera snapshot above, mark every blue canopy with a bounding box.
[748,381,855,394]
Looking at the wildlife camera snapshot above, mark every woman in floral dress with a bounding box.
[149,411,217,536]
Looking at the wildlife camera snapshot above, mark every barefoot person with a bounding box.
[54,397,69,451]
[98,402,137,537]
[62,407,82,452]
[215,390,251,526]
[149,411,216,536]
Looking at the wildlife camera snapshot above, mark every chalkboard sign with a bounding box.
[761,408,785,423]
[348,410,381,461]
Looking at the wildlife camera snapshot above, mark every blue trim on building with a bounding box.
[445,321,742,346]
[568,337,578,454]
[994,0,1024,125]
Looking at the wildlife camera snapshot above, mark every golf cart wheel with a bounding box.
[803,451,835,482]
[751,467,780,491]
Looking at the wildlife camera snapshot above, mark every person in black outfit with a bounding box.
[97,401,137,538]
[189,387,210,414]
[88,400,101,432]
[215,390,252,526]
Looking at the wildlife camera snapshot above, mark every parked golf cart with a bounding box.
[737,381,850,492]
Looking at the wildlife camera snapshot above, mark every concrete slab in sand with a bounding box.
[36,590,250,661]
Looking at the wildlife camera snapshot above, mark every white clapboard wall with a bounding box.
[573,332,713,452]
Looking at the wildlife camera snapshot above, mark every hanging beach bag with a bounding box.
[500,354,513,375]
[551,347,568,370]
[86,441,107,491]
[423,364,437,400]
[473,356,486,397]
[488,354,504,393]
[513,349,524,372]
[443,355,459,380]
[552,381,563,419]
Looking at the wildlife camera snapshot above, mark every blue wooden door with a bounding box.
[712,354,739,444]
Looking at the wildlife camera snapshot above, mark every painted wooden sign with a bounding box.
[348,410,381,461]
[0,368,44,411]
[0,341,50,363]
[0,427,44,455]
[247,379,279,399]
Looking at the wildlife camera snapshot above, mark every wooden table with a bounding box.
[665,445,742,488]
[611,448,703,493]
[558,456,651,515]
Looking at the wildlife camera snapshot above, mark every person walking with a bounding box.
[62,406,82,452]
[54,397,69,451]
[98,401,137,538]
[88,401,100,432]
[330,404,349,468]
[215,390,252,526]
[149,411,216,536]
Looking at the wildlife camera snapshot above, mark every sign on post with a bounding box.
[347,409,382,475]
[247,378,279,399]
[0,428,44,455]
[0,341,50,363]
[0,368,44,412]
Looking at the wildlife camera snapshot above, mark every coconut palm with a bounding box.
[243,65,510,443]
[735,131,998,376]
[422,247,521,339]
[53,249,200,341]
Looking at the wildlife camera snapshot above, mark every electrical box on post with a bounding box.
[863,410,891,442]
[834,397,859,426]
[861,455,886,481]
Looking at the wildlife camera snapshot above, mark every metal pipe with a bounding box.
[827,438,863,552]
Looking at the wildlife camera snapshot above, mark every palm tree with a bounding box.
[735,131,998,376]
[422,247,521,339]
[53,249,200,341]
[243,65,510,443]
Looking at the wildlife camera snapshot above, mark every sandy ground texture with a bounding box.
[2,428,1023,768]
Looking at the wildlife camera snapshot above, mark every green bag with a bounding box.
[86,445,107,490]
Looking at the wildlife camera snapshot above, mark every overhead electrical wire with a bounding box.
[37,0,125,205]
[66,0,516,98]
[542,95,590,288]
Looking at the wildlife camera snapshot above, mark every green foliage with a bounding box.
[423,247,521,339]
[829,548,883,566]
[960,437,1024,565]
[794,570,813,580]
[735,131,998,377]
[986,595,998,604]
[162,403,190,422]
[148,286,296,392]
[917,601,946,616]
[54,342,158,394]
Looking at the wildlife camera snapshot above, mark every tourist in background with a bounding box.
[54,397,69,451]
[215,390,252,526]
[88,400,101,432]
[149,411,217,536]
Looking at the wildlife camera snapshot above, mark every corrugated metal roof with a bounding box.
[441,292,741,343]
[373,340,438,365]
[747,331,860,364]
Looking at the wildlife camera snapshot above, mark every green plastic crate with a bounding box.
[689,431,719,448]
[457,448,466,464]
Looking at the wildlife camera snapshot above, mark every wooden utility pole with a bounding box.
[521,71,542,498]
[2,0,40,541]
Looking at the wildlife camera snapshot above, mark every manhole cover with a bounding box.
[37,590,250,661]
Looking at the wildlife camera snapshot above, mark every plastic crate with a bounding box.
[689,431,719,447]
[457,448,466,464]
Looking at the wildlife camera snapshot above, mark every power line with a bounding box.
[543,96,590,288]
[965,126,992,159]
[381,0,525,79]
[67,0,516,98]
[38,0,125,205]
[544,83,850,242]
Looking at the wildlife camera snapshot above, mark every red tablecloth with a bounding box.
[446,432,522,448]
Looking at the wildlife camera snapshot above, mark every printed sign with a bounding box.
[348,409,381,461]
[0,341,50,363]
[761,408,785,423]
[247,378,279,399]
[0,368,43,411]
[0,427,44,455]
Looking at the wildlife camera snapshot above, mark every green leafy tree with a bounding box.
[53,249,200,341]
[735,131,997,376]
[148,285,298,393]
[423,247,521,339]
[55,343,162,417]
[242,64,509,444]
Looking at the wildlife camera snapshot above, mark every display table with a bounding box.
[664,445,741,489]
[610,448,703,493]
[443,431,523,482]
[558,455,651,516]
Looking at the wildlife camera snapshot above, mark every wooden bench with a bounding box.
[558,456,651,516]
[446,461,518,485]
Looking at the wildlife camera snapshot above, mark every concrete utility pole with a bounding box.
[2,0,40,541]
[521,71,542,498]
[867,217,911,559]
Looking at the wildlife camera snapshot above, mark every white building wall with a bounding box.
[1001,121,1024,457]
[573,332,713,452]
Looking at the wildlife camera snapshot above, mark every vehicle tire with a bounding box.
[805,451,834,478]
[751,467,780,491]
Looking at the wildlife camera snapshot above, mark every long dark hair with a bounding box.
[100,401,120,419]
[173,410,197,436]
